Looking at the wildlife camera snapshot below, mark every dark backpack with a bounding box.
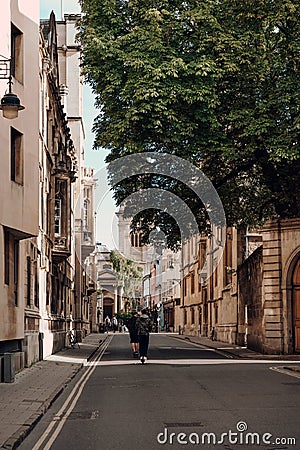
[127,316,137,333]
[136,317,152,335]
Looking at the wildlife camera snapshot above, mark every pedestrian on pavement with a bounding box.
[112,315,118,333]
[68,329,80,348]
[104,315,111,332]
[136,308,152,364]
[127,311,139,357]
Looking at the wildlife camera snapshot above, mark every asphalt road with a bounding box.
[19,334,300,450]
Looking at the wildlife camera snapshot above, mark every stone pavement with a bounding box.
[1,332,300,449]
[0,333,107,450]
[172,333,300,361]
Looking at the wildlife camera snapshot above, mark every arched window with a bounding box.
[130,231,142,248]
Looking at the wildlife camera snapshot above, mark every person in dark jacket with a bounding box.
[127,311,139,357]
[136,309,152,364]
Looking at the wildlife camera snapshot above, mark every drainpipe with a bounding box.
[245,225,249,259]
[278,219,284,354]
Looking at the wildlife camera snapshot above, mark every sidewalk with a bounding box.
[0,333,107,450]
[172,333,300,361]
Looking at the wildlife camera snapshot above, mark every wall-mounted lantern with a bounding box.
[0,56,25,119]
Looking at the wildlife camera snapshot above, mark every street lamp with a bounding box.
[0,56,25,119]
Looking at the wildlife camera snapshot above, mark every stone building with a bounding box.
[31,12,79,363]
[81,168,97,332]
[116,206,145,310]
[154,249,181,332]
[179,227,253,341]
[179,220,300,355]
[238,219,300,354]
[117,207,181,327]
[0,5,97,381]
[93,243,118,320]
[0,0,40,378]
[55,13,90,336]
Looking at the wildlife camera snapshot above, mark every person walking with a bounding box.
[127,311,139,357]
[104,316,111,332]
[112,315,118,333]
[136,309,152,364]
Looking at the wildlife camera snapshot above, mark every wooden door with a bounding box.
[293,259,300,353]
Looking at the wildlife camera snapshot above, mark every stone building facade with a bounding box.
[0,0,40,377]
[179,220,300,355]
[93,243,118,320]
[238,219,300,354]
[35,13,78,362]
[0,5,97,380]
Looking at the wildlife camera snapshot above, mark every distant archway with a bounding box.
[103,297,114,319]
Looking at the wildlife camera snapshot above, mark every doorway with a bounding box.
[292,258,300,353]
[103,304,113,319]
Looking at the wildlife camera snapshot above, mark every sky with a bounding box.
[40,0,118,250]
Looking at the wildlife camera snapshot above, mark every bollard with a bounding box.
[39,332,44,361]
[4,353,15,383]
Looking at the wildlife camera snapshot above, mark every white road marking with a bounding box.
[169,337,230,354]
[216,347,241,350]
[45,355,87,364]
[85,359,300,366]
[175,347,216,351]
[270,366,300,379]
[160,346,212,350]
[32,335,113,450]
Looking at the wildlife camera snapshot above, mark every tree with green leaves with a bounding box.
[110,250,143,308]
[78,0,300,248]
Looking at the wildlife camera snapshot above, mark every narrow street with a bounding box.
[19,334,300,450]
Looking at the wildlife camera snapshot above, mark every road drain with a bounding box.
[68,410,100,420]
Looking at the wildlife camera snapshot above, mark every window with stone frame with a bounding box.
[191,307,195,324]
[54,197,62,237]
[54,179,67,239]
[83,198,89,230]
[191,270,195,294]
[184,309,187,325]
[26,256,31,307]
[4,230,10,286]
[130,231,141,247]
[11,23,23,82]
[10,127,23,184]
[199,241,207,291]
[4,229,19,306]
[34,258,39,308]
[225,232,233,286]
[183,277,187,297]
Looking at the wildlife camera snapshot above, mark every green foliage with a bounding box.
[116,311,132,324]
[110,250,143,298]
[110,250,143,278]
[78,0,300,247]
